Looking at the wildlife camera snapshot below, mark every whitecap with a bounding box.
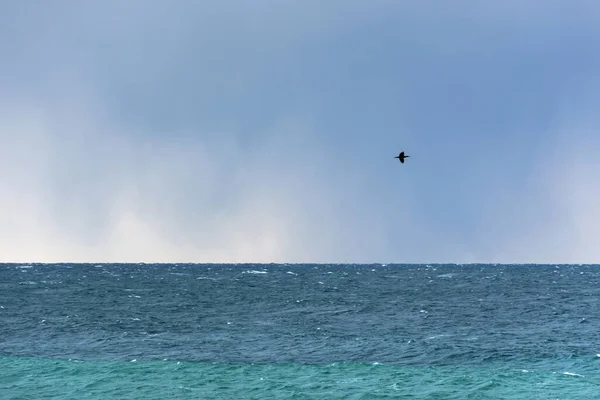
[242,270,267,274]
[425,334,451,340]
[562,372,584,377]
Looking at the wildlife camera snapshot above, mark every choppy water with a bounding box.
[2,263,600,398]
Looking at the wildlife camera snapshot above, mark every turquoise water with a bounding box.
[2,263,600,398]
[3,356,600,399]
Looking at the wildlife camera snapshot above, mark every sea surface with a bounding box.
[2,263,600,399]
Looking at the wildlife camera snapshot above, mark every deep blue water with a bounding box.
[2,263,600,398]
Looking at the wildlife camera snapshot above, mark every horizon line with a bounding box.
[2,262,598,266]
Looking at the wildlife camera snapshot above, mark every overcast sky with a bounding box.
[1,1,599,263]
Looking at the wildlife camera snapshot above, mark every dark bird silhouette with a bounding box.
[394,151,410,163]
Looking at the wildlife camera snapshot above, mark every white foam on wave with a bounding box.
[286,271,297,275]
[242,270,267,274]
[561,371,584,377]
[17,265,33,269]
[425,333,452,340]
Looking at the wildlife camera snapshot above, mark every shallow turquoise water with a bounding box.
[3,356,600,399]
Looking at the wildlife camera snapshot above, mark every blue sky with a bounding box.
[1,1,599,263]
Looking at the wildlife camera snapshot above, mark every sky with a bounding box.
[1,1,599,264]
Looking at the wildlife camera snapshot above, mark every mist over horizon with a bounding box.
[1,1,600,264]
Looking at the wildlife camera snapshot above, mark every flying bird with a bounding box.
[394,151,409,163]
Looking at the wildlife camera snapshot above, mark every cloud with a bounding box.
[473,80,600,264]
[0,96,395,263]
[524,121,600,264]
[0,1,425,264]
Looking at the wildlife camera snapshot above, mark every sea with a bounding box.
[2,263,600,399]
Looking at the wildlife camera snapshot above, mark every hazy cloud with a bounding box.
[1,2,599,263]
